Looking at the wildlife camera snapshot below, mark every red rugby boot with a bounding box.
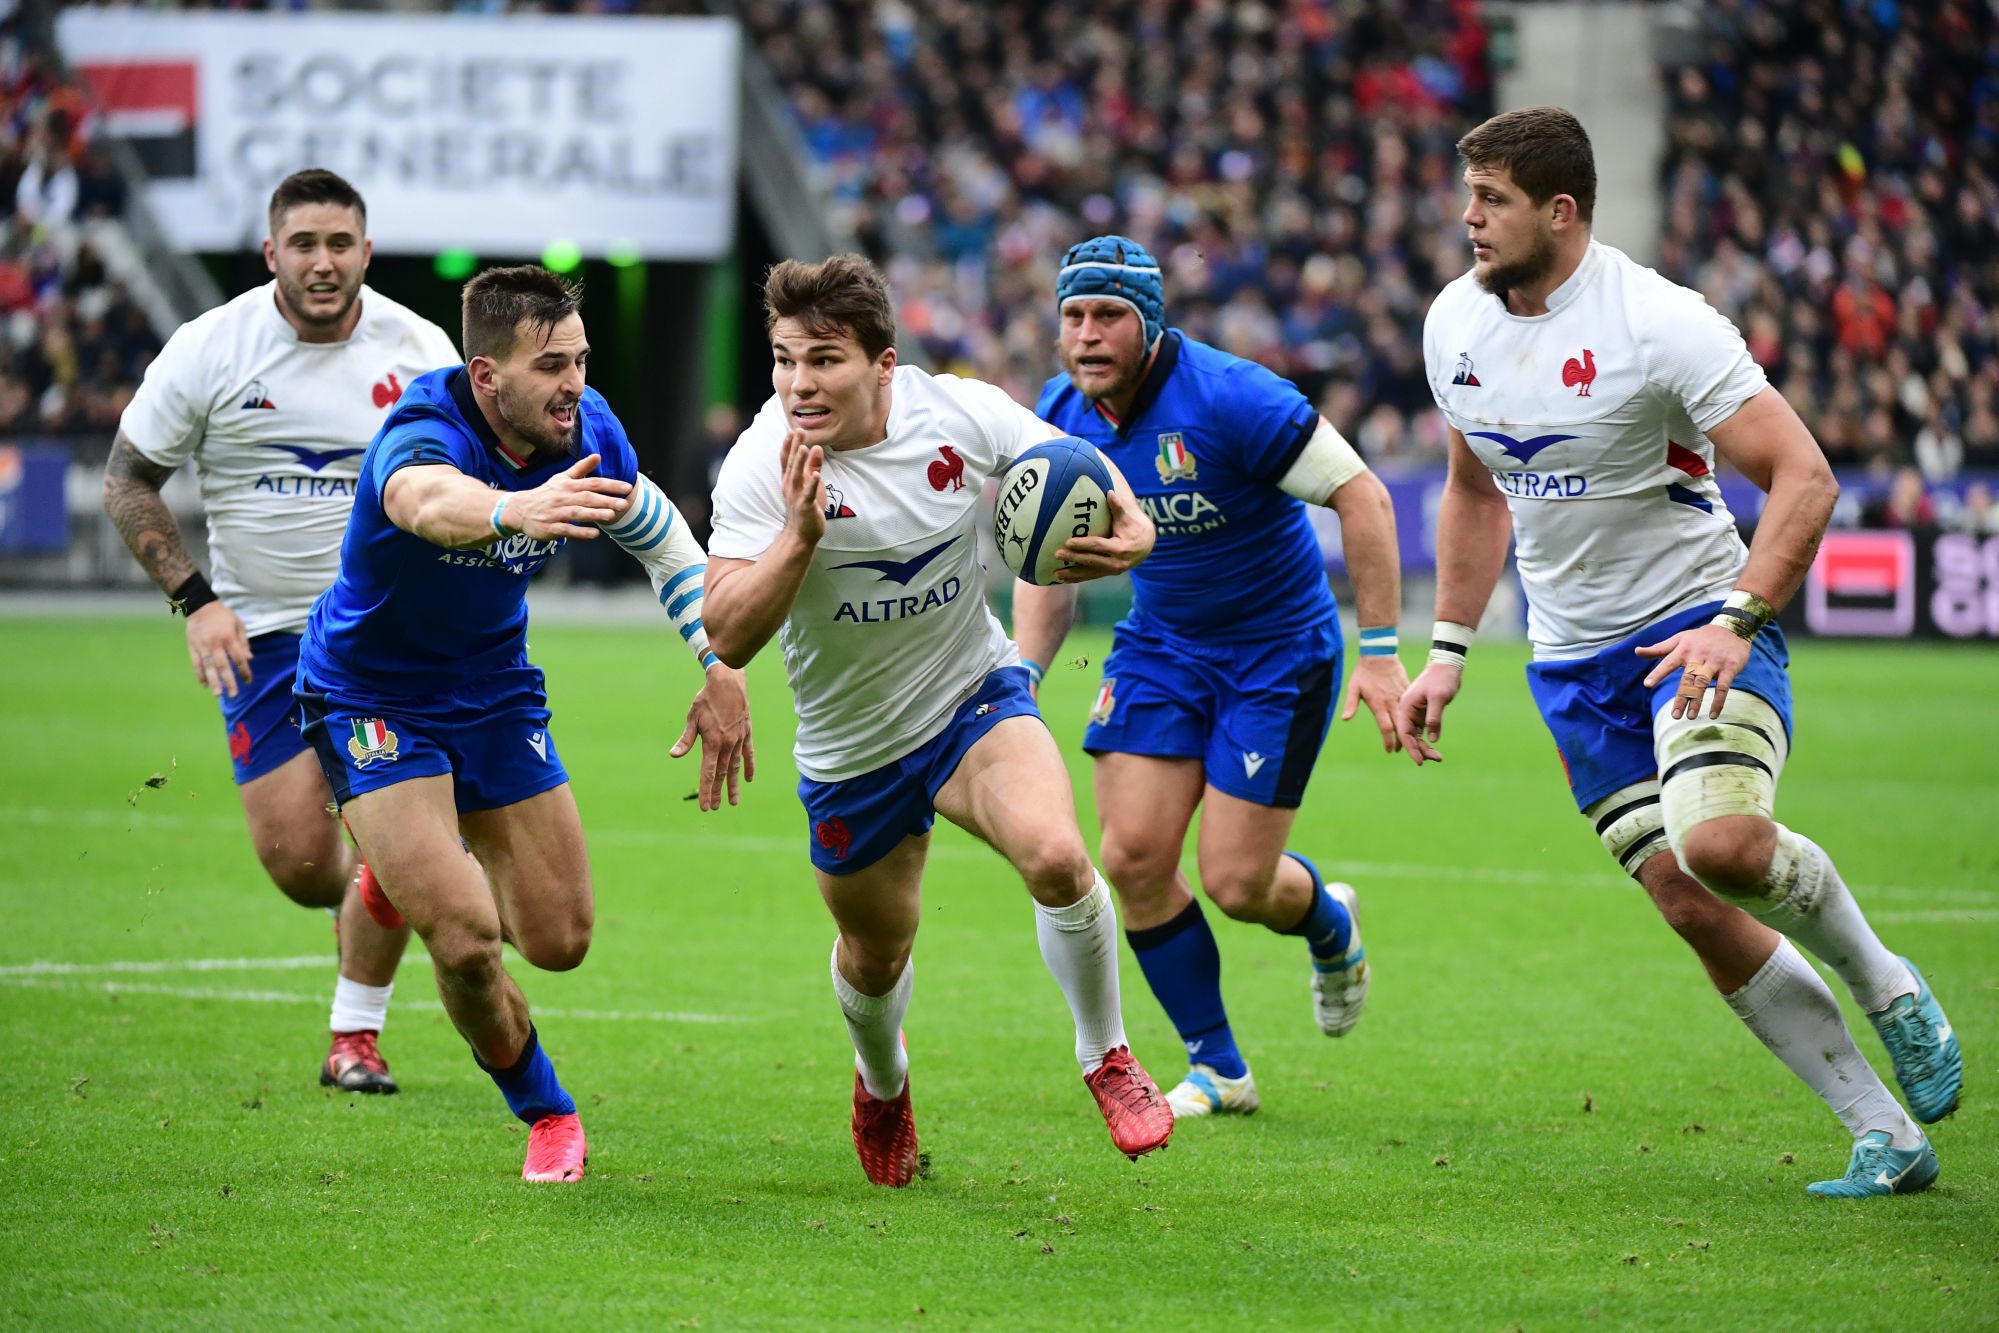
[320,1029,399,1094]
[851,1071,919,1187]
[355,862,405,931]
[522,1112,588,1183]
[1083,1046,1173,1160]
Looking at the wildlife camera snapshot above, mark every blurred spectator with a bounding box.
[1863,464,1937,531]
[738,0,1494,464]
[0,14,164,437]
[1956,479,1999,534]
[1660,0,1999,483]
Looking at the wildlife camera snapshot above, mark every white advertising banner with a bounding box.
[56,11,740,260]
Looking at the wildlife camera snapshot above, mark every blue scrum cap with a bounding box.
[1056,235,1164,349]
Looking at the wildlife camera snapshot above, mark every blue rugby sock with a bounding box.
[1280,851,1352,959]
[476,1025,577,1124]
[1126,898,1248,1080]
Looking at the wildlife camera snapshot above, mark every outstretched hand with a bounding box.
[1392,663,1462,766]
[672,663,755,811]
[504,453,632,541]
[1637,624,1753,719]
[1340,654,1409,753]
[186,600,252,698]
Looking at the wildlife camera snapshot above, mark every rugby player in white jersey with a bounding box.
[1395,107,1961,1197]
[704,255,1175,1185]
[103,170,458,1093]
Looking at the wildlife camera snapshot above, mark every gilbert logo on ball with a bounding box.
[994,437,1115,586]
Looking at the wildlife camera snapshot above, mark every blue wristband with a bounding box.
[1358,626,1398,658]
[490,497,511,538]
[701,652,721,669]
[1020,658,1045,687]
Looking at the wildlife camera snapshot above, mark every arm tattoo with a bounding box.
[102,431,197,593]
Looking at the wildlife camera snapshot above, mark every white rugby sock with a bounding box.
[1035,874,1127,1075]
[329,976,393,1034]
[831,941,911,1101]
[1750,827,1914,1014]
[1724,939,1921,1147]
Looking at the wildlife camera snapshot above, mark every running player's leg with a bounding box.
[934,708,1172,1158]
[242,752,412,1091]
[231,633,410,1089]
[1194,789,1363,1039]
[1192,625,1362,1038]
[460,783,594,974]
[1095,753,1256,1112]
[814,834,927,1186]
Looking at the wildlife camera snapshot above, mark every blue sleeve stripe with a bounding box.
[1264,411,1319,484]
[661,564,705,600]
[666,587,702,618]
[676,616,704,642]
[623,503,675,552]
[609,484,660,537]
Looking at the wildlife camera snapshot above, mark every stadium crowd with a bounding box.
[1658,0,1999,525]
[736,0,1493,468]
[0,14,157,438]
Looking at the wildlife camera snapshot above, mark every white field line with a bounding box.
[0,973,742,1023]
[7,805,1992,909]
[0,955,331,977]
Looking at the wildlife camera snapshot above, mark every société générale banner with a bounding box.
[57,10,739,260]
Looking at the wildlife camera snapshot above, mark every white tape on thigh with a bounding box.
[1583,779,1669,877]
[1655,690,1789,854]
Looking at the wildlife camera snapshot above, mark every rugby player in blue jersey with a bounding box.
[295,266,751,1183]
[1015,236,1408,1119]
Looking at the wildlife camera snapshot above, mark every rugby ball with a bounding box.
[993,437,1115,585]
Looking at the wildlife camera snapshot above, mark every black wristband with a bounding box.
[168,571,217,618]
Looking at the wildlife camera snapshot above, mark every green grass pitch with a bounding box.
[1,615,1994,1329]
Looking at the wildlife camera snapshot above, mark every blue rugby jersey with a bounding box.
[1037,331,1337,641]
[300,366,638,698]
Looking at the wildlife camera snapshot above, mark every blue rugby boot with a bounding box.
[1867,957,1962,1124]
[1806,1130,1939,1198]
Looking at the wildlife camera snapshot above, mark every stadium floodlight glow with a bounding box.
[606,242,643,269]
[543,239,584,274]
[434,248,478,281]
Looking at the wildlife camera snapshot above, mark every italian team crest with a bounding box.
[1090,678,1117,725]
[1155,432,1197,483]
[347,718,400,768]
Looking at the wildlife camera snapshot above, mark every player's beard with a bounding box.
[496,377,578,456]
[274,268,362,333]
[1474,227,1559,298]
[1058,336,1148,407]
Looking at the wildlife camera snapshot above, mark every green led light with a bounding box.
[606,241,643,269]
[434,248,477,281]
[542,239,584,273]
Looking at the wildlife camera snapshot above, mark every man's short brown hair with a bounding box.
[461,265,582,361]
[268,168,366,237]
[763,254,897,360]
[1457,106,1597,224]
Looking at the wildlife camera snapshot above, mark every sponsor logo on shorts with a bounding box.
[1089,678,1116,725]
[1243,751,1266,778]
[228,721,251,762]
[347,718,400,768]
[527,731,548,760]
[815,816,852,861]
[1155,431,1197,484]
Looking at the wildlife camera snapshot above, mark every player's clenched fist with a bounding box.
[500,453,632,541]
[780,427,827,548]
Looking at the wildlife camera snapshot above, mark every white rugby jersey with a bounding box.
[120,283,460,637]
[1423,241,1769,658]
[709,365,1051,781]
